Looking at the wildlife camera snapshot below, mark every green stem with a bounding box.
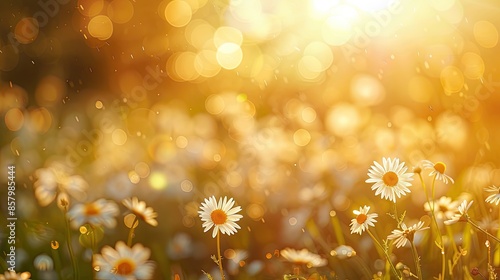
[64,211,79,280]
[127,216,139,247]
[393,203,401,227]
[420,173,446,279]
[487,240,492,280]
[89,225,97,280]
[410,241,423,280]
[330,212,346,245]
[467,218,500,243]
[216,232,225,280]
[0,257,7,272]
[51,242,63,280]
[496,207,500,266]
[367,229,401,279]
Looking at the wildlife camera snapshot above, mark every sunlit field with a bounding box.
[1,0,500,279]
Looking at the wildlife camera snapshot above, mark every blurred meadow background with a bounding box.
[1,0,500,279]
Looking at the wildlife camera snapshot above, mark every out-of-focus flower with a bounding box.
[33,166,88,207]
[366,157,414,203]
[484,185,500,205]
[350,205,378,235]
[280,248,327,268]
[93,241,155,280]
[227,249,249,275]
[105,173,134,201]
[423,196,460,221]
[477,215,500,233]
[444,200,474,225]
[331,245,356,260]
[67,199,119,229]
[421,160,454,184]
[0,271,31,280]
[167,232,193,260]
[33,254,53,271]
[122,197,158,227]
[198,196,243,238]
[387,221,429,248]
[246,260,264,276]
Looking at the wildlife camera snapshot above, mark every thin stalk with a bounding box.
[330,213,346,245]
[352,256,375,279]
[393,203,401,227]
[127,216,139,247]
[422,173,446,279]
[367,229,401,279]
[467,218,500,243]
[410,241,423,280]
[89,225,97,280]
[496,207,500,266]
[487,240,492,280]
[51,242,63,280]
[0,258,7,272]
[64,211,79,280]
[216,232,225,280]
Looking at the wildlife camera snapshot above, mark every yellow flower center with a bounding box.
[382,171,399,187]
[211,209,227,225]
[115,259,135,275]
[434,162,446,174]
[403,229,415,241]
[84,203,100,216]
[438,205,448,213]
[356,214,367,224]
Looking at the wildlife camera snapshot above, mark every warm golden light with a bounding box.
[473,20,498,48]
[88,15,114,40]
[165,0,192,27]
[216,43,243,70]
[107,0,134,24]
[5,108,24,131]
[149,171,168,190]
[14,18,39,44]
[78,0,104,17]
[112,129,127,145]
[440,65,464,94]
[4,0,500,279]
[461,52,485,80]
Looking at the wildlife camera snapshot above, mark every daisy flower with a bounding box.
[387,221,429,248]
[0,271,31,280]
[421,160,454,184]
[478,216,500,233]
[485,185,500,205]
[33,166,88,207]
[167,232,193,260]
[280,248,327,268]
[67,199,119,229]
[366,157,414,203]
[93,241,155,280]
[122,197,158,227]
[198,196,243,238]
[444,200,473,225]
[331,245,356,260]
[33,254,54,271]
[423,196,460,221]
[350,205,378,235]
